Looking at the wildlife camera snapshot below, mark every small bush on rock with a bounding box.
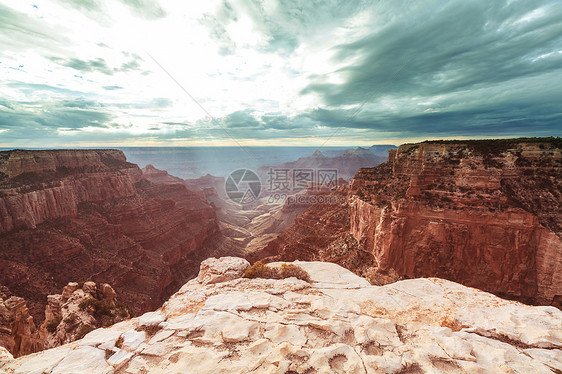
[280,263,311,282]
[244,261,279,279]
[244,261,310,282]
[45,315,63,333]
[79,299,112,320]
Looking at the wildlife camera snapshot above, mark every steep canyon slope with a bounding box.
[254,139,562,307]
[0,150,220,328]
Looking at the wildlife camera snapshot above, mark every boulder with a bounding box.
[196,256,250,285]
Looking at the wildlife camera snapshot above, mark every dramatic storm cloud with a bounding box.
[0,0,560,147]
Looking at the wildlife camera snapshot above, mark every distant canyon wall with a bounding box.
[257,139,562,307]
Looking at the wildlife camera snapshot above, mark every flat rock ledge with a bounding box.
[1,257,561,373]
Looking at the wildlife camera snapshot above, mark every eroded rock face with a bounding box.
[257,139,562,307]
[0,150,220,325]
[1,257,560,373]
[41,281,130,350]
[0,294,42,358]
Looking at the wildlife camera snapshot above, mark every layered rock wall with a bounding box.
[0,150,220,334]
[258,139,562,307]
[350,140,562,305]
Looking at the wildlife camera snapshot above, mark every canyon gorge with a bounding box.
[0,149,222,357]
[253,138,562,309]
[0,138,561,368]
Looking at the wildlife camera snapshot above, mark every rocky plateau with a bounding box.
[1,256,560,373]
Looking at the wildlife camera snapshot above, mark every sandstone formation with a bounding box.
[0,150,220,327]
[41,281,130,350]
[1,257,561,373]
[256,139,562,307]
[0,292,42,358]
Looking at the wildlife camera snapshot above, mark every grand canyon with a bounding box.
[2,0,562,371]
[1,138,561,373]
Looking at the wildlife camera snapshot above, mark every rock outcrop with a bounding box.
[256,138,562,307]
[0,150,220,330]
[1,257,561,373]
[41,281,130,350]
[0,292,42,358]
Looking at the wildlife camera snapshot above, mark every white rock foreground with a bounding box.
[1,257,561,373]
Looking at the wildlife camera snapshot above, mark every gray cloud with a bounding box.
[0,4,68,55]
[54,0,166,20]
[304,1,562,104]
[203,0,367,54]
[48,55,144,75]
[2,0,561,146]
[0,100,113,142]
[221,109,261,128]
[298,0,562,138]
[120,0,166,19]
[59,98,104,109]
[150,98,173,108]
[7,83,88,97]
[200,14,237,55]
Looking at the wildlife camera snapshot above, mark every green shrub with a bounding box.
[45,315,63,333]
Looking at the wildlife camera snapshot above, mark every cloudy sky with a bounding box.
[0,0,561,147]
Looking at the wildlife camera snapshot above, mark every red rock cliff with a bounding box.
[0,150,220,335]
[257,139,562,307]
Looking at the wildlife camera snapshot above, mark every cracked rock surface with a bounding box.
[1,257,561,373]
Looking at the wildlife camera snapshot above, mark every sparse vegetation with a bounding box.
[279,263,311,282]
[244,261,311,282]
[244,261,279,279]
[366,267,403,286]
[63,313,78,326]
[45,315,63,333]
[115,336,124,348]
[75,324,95,339]
[440,316,463,332]
[423,137,562,156]
[79,298,112,320]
